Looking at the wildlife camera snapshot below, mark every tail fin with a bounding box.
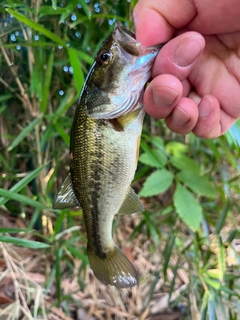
[87,245,138,288]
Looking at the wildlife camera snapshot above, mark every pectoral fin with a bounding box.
[52,173,79,209]
[117,187,144,215]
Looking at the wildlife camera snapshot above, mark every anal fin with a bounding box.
[117,187,144,215]
[52,173,79,209]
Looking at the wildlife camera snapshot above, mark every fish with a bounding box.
[53,21,159,288]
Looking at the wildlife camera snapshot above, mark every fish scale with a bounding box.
[53,21,160,288]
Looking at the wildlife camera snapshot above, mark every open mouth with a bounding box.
[113,21,141,56]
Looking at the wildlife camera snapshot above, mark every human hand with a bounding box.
[133,0,240,138]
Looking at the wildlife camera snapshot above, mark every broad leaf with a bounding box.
[173,183,202,230]
[165,141,188,156]
[139,149,167,168]
[177,170,217,198]
[170,154,200,173]
[139,169,173,197]
[140,141,167,168]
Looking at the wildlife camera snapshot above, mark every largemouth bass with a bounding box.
[53,22,159,288]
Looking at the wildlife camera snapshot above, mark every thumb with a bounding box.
[153,32,205,80]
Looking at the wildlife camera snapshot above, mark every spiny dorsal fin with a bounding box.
[52,173,79,209]
[117,187,144,215]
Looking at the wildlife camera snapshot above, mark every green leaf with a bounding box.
[163,234,176,279]
[139,169,173,197]
[173,183,203,230]
[217,237,226,282]
[140,141,167,168]
[149,136,164,148]
[30,65,43,100]
[214,201,230,234]
[0,188,49,210]
[68,48,85,95]
[0,236,50,249]
[203,276,220,291]
[0,228,29,233]
[41,51,54,113]
[200,291,209,320]
[0,105,7,115]
[0,164,48,207]
[0,93,12,103]
[77,0,90,17]
[142,212,159,247]
[7,118,41,151]
[39,6,67,17]
[51,89,78,123]
[6,9,66,47]
[55,123,70,146]
[165,141,188,156]
[177,170,217,198]
[77,50,94,65]
[65,244,89,265]
[51,0,57,10]
[139,150,166,168]
[170,154,200,173]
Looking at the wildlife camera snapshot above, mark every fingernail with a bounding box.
[174,36,204,67]
[199,96,214,118]
[172,107,190,126]
[152,86,178,107]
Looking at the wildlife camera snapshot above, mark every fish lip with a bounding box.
[113,21,161,57]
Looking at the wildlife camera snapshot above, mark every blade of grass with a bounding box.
[0,163,48,207]
[51,89,77,122]
[200,291,209,320]
[65,244,88,265]
[68,47,85,95]
[0,236,50,248]
[163,234,176,280]
[55,246,63,306]
[214,200,230,234]
[0,228,30,233]
[0,188,49,210]
[217,236,226,283]
[28,208,41,230]
[168,263,178,302]
[6,9,66,47]
[41,51,54,114]
[54,123,70,146]
[77,0,90,17]
[7,117,41,151]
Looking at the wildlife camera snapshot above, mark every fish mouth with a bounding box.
[113,21,160,59]
[85,22,161,120]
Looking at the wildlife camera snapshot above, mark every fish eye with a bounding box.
[96,49,111,65]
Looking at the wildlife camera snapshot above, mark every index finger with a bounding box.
[133,6,174,46]
[133,0,197,46]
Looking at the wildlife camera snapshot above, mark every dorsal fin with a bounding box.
[117,187,144,215]
[52,173,79,209]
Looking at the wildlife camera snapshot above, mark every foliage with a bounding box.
[0,0,240,319]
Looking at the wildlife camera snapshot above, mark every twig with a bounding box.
[0,39,34,115]
[1,243,32,315]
